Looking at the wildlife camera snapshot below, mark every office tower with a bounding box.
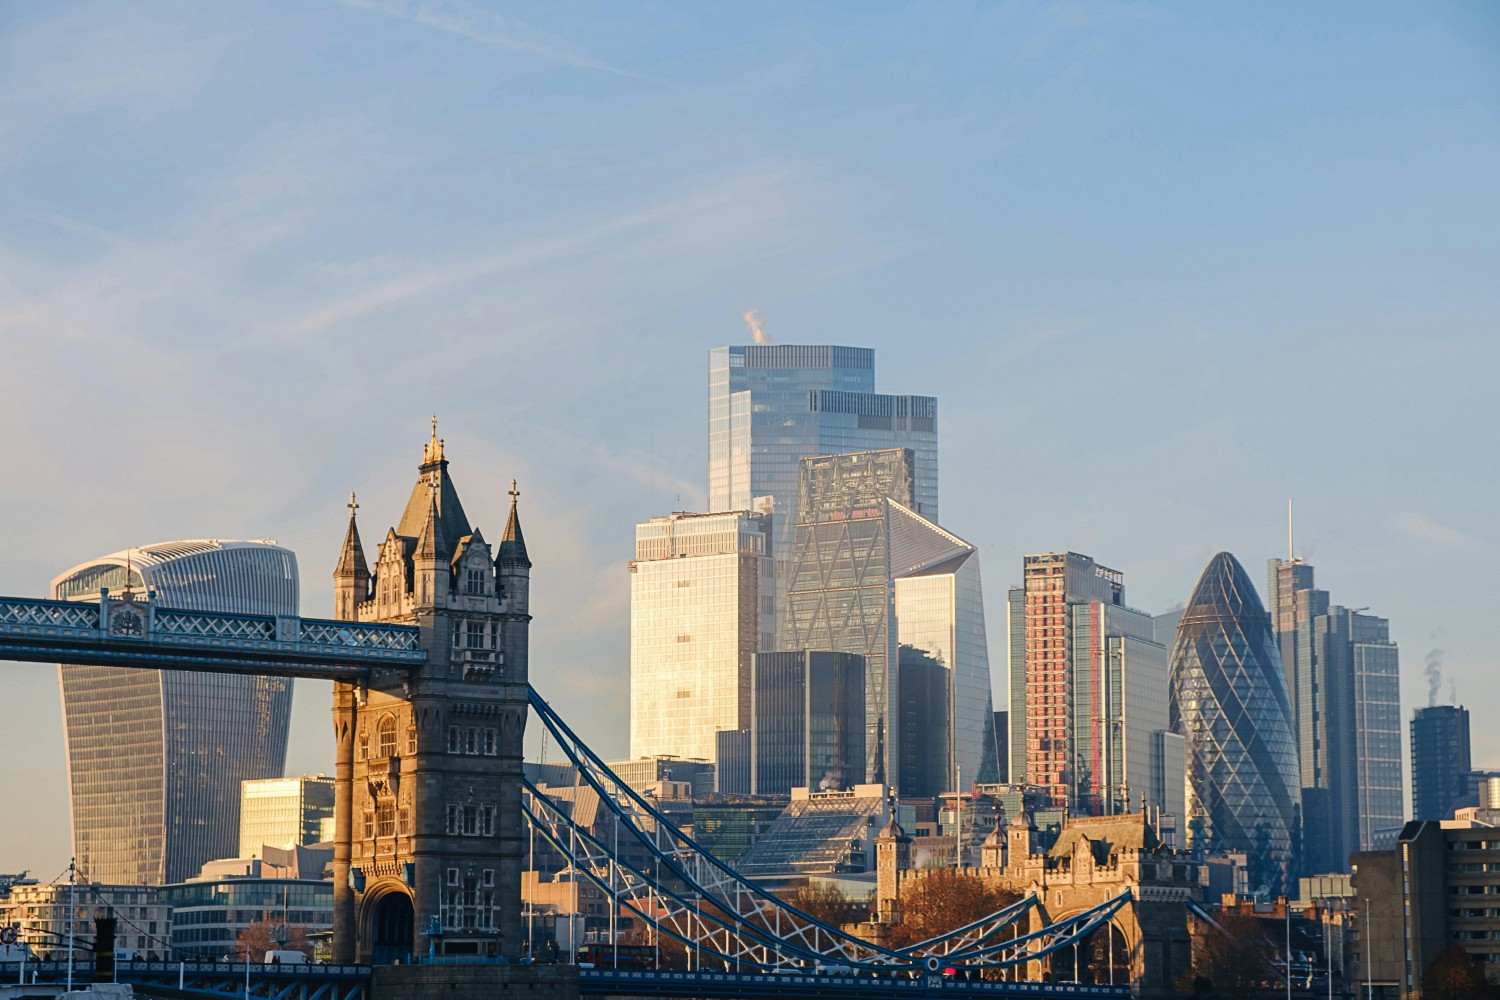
[239,775,336,857]
[1268,557,1403,872]
[750,650,865,796]
[707,344,938,640]
[629,510,774,762]
[53,540,298,885]
[1411,705,1472,820]
[1006,552,1125,805]
[1168,552,1300,896]
[1070,600,1184,820]
[781,448,996,791]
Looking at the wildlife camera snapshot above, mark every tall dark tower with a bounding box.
[330,425,531,963]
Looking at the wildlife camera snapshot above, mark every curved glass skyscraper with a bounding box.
[1168,552,1300,895]
[54,540,298,885]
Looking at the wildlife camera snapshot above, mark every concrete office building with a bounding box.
[629,510,774,763]
[53,540,299,885]
[239,775,336,858]
[1268,557,1403,873]
[1411,705,1473,821]
[781,448,997,791]
[707,344,938,639]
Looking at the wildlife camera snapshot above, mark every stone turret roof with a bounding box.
[394,421,472,557]
[498,481,530,568]
[334,495,369,580]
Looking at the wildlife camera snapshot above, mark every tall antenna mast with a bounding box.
[1287,498,1294,562]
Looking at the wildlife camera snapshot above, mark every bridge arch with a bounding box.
[362,881,414,965]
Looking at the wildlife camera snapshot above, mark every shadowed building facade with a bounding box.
[53,540,298,885]
[330,428,531,963]
[1167,552,1300,896]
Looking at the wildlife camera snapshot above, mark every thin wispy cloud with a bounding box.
[1388,512,1479,548]
[332,0,657,81]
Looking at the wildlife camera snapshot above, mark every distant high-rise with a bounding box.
[1268,557,1403,872]
[1006,552,1180,819]
[1411,705,1472,821]
[707,344,938,640]
[629,510,774,762]
[54,540,298,885]
[238,775,335,858]
[1006,552,1123,804]
[781,448,995,791]
[1168,552,1301,896]
[750,650,865,796]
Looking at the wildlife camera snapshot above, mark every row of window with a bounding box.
[448,726,499,755]
[446,804,497,837]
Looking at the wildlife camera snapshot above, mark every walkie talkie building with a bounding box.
[53,540,298,885]
[1168,551,1301,895]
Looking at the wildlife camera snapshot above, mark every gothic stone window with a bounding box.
[464,569,485,596]
[377,715,398,758]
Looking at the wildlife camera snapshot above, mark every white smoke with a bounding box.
[1426,648,1444,707]
[743,308,771,345]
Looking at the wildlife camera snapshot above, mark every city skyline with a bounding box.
[2,1,1497,883]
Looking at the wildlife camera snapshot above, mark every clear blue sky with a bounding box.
[2,1,1497,880]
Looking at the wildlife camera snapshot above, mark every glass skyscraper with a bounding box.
[707,344,938,640]
[1168,551,1300,896]
[1267,557,1403,872]
[238,775,336,858]
[749,650,865,796]
[781,448,996,792]
[53,540,298,885]
[629,510,775,762]
[1411,705,1472,821]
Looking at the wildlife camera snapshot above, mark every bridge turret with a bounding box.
[333,494,370,620]
[413,486,450,608]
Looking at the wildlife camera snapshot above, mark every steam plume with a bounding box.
[1426,648,1444,707]
[744,309,771,345]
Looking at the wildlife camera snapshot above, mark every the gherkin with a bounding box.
[1168,552,1301,895]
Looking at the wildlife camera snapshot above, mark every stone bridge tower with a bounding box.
[330,425,531,964]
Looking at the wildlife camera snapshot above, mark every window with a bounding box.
[465,569,485,596]
[466,622,484,649]
[447,727,461,754]
[480,806,495,837]
[447,868,460,886]
[407,726,417,755]
[446,804,460,835]
[377,716,398,758]
[482,728,497,755]
[376,800,395,838]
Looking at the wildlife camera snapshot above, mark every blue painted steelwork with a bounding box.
[15,961,370,1000]
[0,594,423,680]
[578,968,1131,997]
[526,687,1125,977]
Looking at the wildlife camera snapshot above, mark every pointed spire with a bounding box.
[498,479,531,568]
[334,492,370,579]
[415,476,445,561]
[424,415,445,466]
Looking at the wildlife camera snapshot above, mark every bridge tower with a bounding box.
[330,426,531,964]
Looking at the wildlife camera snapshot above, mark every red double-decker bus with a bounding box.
[576,943,658,970]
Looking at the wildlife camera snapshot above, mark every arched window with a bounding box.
[377,715,398,758]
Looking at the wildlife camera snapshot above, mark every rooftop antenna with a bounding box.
[1287,498,1294,563]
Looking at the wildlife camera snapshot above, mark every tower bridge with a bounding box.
[0,429,1188,998]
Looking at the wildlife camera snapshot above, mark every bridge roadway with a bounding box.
[583,969,1128,998]
[6,962,1129,1000]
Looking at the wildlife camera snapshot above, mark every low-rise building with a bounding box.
[163,848,332,960]
[0,882,169,961]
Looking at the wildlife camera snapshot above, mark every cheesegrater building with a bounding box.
[53,540,298,885]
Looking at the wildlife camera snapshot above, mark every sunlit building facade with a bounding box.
[629,510,774,763]
[708,344,938,640]
[238,775,336,858]
[1168,551,1300,896]
[53,540,298,886]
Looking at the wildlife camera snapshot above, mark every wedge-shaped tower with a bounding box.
[1168,552,1300,895]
